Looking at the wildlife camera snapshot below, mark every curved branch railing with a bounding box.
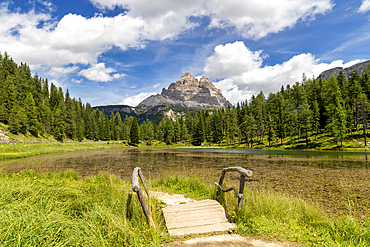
[215,167,252,212]
[132,167,155,229]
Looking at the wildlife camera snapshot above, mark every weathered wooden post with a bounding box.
[132,167,156,229]
[215,167,252,214]
[238,174,246,211]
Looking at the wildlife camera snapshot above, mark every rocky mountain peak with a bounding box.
[139,72,231,108]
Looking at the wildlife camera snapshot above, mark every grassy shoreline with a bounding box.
[1,170,369,246]
[3,120,370,160]
[2,139,370,161]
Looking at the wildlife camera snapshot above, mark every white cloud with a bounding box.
[204,41,264,79]
[71,78,83,84]
[359,0,370,12]
[89,0,333,40]
[0,0,333,92]
[47,66,79,78]
[205,41,364,104]
[119,92,157,106]
[129,85,136,88]
[0,0,333,83]
[153,83,160,88]
[0,7,147,67]
[78,63,126,82]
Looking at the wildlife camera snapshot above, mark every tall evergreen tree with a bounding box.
[129,117,140,145]
[358,93,369,147]
[52,102,66,141]
[24,92,39,136]
[211,108,223,143]
[325,75,347,147]
[192,111,205,146]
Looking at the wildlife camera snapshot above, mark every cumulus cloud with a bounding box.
[204,41,364,104]
[359,0,370,12]
[89,0,333,40]
[46,66,79,78]
[78,63,125,82]
[0,0,334,91]
[0,0,333,83]
[0,6,146,67]
[119,92,157,106]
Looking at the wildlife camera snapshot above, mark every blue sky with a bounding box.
[1,0,370,106]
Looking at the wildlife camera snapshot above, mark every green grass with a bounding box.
[0,142,132,160]
[152,175,370,246]
[0,170,171,246]
[1,171,369,246]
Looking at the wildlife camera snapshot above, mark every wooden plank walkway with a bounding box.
[162,199,235,236]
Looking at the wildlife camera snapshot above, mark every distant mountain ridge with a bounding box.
[94,72,231,124]
[318,60,370,80]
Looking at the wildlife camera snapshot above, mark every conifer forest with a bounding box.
[1,52,370,148]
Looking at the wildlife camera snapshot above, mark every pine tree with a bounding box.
[204,115,212,143]
[0,104,7,124]
[266,112,276,146]
[52,102,66,141]
[312,100,320,140]
[358,93,369,147]
[49,83,58,110]
[8,105,20,134]
[4,75,16,122]
[275,92,286,144]
[192,111,205,146]
[348,72,362,131]
[248,112,256,147]
[325,75,347,147]
[25,92,39,136]
[184,109,193,136]
[297,86,312,148]
[250,92,265,142]
[129,117,140,145]
[173,119,181,143]
[211,108,223,144]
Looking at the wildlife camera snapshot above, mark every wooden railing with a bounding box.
[132,167,156,229]
[215,167,253,212]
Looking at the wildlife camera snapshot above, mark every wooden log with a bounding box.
[222,167,252,177]
[214,182,242,198]
[132,167,156,229]
[215,167,252,214]
[136,189,156,229]
[238,175,245,211]
[138,169,150,197]
[132,167,141,192]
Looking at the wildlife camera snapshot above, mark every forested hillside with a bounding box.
[0,52,138,142]
[1,51,370,148]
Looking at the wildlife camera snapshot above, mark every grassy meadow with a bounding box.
[153,175,370,246]
[0,170,172,246]
[1,169,368,246]
[1,123,370,246]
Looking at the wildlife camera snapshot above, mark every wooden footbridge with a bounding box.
[132,167,252,236]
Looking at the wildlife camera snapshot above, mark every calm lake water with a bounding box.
[1,148,369,217]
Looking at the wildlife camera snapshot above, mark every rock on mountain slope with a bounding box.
[318,60,370,80]
[138,72,232,108]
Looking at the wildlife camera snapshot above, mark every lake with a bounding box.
[1,148,369,218]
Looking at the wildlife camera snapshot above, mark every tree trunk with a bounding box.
[364,117,367,147]
[306,127,308,148]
